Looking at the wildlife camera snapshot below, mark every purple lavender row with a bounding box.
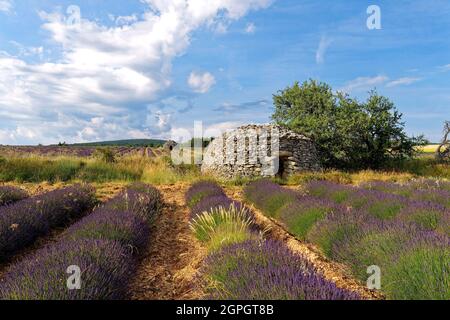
[203,240,360,300]
[0,185,96,262]
[306,180,449,234]
[361,180,450,209]
[245,179,449,299]
[0,183,161,300]
[188,181,360,300]
[0,186,28,206]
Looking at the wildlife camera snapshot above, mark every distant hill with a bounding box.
[69,139,167,147]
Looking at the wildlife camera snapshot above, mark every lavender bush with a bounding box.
[202,240,360,300]
[397,201,450,235]
[66,208,150,251]
[278,197,338,239]
[408,178,450,192]
[0,185,96,262]
[311,209,450,299]
[186,181,225,207]
[0,239,132,300]
[0,186,28,206]
[307,209,368,257]
[0,183,161,300]
[305,180,355,204]
[408,189,450,209]
[244,179,298,217]
[383,245,450,300]
[104,183,162,223]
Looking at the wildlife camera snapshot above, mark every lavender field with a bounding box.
[244,179,450,300]
[0,183,162,299]
[187,181,360,300]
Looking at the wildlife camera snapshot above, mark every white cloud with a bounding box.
[0,0,273,144]
[188,71,216,93]
[109,14,139,26]
[316,36,333,65]
[339,75,389,93]
[0,0,12,13]
[245,22,256,34]
[438,64,450,71]
[386,77,421,88]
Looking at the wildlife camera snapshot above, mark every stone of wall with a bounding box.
[201,124,321,179]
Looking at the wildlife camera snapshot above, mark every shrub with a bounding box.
[0,239,132,300]
[202,240,360,300]
[0,185,96,262]
[94,148,116,163]
[0,186,28,206]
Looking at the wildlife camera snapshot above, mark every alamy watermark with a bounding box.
[66,5,81,26]
[366,265,381,290]
[66,265,81,290]
[367,5,382,30]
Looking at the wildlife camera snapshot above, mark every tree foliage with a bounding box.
[272,80,427,169]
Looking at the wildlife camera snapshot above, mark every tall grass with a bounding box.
[0,155,158,183]
[0,157,83,182]
[141,157,202,185]
[190,205,257,252]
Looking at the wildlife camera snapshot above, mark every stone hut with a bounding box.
[201,124,321,179]
[163,140,177,152]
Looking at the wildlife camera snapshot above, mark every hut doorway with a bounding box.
[277,151,292,178]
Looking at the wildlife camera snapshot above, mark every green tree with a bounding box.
[272,80,341,167]
[272,80,427,169]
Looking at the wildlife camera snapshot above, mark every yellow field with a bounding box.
[416,144,439,153]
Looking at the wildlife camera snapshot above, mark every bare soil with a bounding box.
[127,183,206,300]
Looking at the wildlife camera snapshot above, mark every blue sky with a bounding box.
[0,0,449,145]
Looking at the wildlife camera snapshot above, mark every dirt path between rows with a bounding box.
[224,186,385,300]
[127,184,206,300]
[0,184,124,280]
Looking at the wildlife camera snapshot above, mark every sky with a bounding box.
[0,0,449,145]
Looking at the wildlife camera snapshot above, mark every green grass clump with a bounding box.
[189,205,257,252]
